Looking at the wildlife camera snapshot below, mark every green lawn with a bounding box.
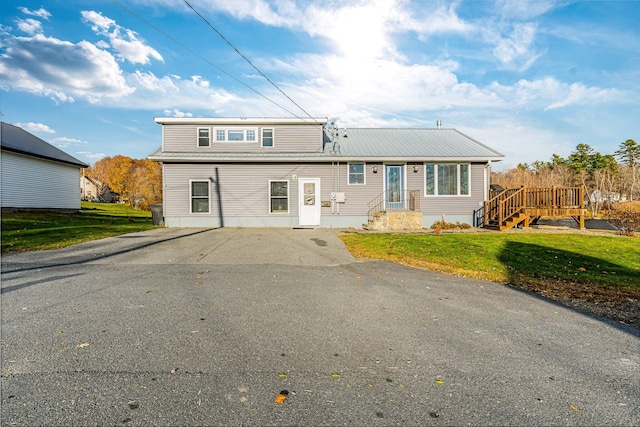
[1,202,158,253]
[339,232,640,301]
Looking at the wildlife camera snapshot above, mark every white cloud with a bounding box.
[164,109,193,118]
[16,18,43,35]
[494,0,565,20]
[0,33,135,103]
[77,151,107,161]
[18,7,51,20]
[51,136,87,148]
[81,10,163,65]
[483,22,543,70]
[16,122,55,134]
[486,77,621,110]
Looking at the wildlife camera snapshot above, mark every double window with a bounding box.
[191,181,210,213]
[269,180,289,213]
[197,127,274,146]
[214,128,257,143]
[348,163,365,185]
[425,163,470,196]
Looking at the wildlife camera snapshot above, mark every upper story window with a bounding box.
[348,163,365,185]
[425,163,470,196]
[214,128,258,143]
[197,128,210,147]
[262,128,274,147]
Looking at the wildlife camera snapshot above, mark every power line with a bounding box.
[112,0,302,118]
[182,0,320,124]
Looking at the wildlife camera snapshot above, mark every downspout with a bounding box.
[331,161,336,214]
[484,161,491,201]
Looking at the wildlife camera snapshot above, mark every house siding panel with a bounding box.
[161,162,488,227]
[162,124,323,153]
[1,151,81,209]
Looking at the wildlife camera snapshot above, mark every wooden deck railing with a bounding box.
[484,186,585,228]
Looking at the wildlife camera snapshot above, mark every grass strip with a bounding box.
[2,202,157,253]
[339,232,640,297]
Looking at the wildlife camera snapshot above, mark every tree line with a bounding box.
[492,139,639,216]
[84,155,162,210]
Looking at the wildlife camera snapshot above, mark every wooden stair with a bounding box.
[484,212,528,231]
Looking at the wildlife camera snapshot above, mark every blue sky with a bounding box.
[1,0,638,169]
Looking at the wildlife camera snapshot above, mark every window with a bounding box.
[197,128,210,147]
[191,181,210,213]
[425,163,470,196]
[262,128,274,147]
[214,128,258,142]
[348,163,365,185]
[269,180,289,213]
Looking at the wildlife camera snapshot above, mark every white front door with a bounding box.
[299,178,321,226]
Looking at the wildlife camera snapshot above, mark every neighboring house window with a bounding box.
[262,128,274,147]
[191,181,210,213]
[197,128,210,147]
[425,163,470,196]
[269,180,289,213]
[214,128,258,142]
[348,163,365,185]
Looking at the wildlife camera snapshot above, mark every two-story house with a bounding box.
[148,117,504,228]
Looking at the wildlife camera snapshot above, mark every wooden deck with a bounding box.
[483,186,587,231]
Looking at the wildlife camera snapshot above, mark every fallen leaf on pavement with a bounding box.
[274,390,289,404]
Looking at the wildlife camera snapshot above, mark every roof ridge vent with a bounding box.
[436,120,442,129]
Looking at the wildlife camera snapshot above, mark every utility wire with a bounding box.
[112,0,302,118]
[182,0,320,124]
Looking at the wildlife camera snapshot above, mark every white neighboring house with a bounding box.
[1,122,88,211]
[80,175,118,202]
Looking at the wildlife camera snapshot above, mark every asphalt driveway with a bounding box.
[1,228,638,426]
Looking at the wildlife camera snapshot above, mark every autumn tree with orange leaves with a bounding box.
[85,156,162,210]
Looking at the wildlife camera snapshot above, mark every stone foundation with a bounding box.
[368,211,423,231]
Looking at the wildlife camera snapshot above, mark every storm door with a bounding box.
[385,165,405,210]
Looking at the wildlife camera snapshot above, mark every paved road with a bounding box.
[1,228,638,426]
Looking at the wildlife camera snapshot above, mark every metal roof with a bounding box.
[331,128,503,160]
[148,126,504,163]
[1,122,88,168]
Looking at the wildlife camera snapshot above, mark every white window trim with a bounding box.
[347,162,366,185]
[213,127,259,143]
[197,127,211,147]
[261,127,275,148]
[268,179,290,214]
[424,163,471,197]
[190,180,211,214]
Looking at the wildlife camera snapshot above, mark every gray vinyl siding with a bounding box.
[162,162,488,227]
[162,124,324,153]
[1,151,82,209]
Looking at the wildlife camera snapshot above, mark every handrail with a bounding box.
[367,190,420,223]
[484,186,585,228]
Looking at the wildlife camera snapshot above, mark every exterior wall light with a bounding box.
[372,165,378,173]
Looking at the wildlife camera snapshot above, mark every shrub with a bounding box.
[431,220,472,230]
[606,204,640,236]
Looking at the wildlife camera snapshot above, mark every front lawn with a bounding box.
[1,202,157,253]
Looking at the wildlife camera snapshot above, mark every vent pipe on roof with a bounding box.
[436,120,442,129]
